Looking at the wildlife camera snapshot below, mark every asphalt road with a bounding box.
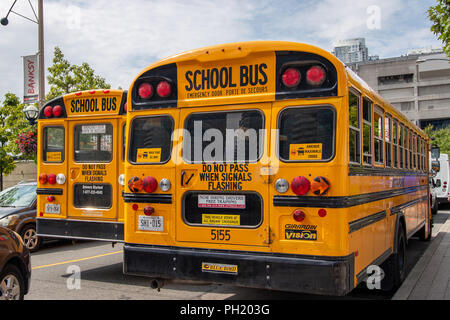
[26,206,450,300]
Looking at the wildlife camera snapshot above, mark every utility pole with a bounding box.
[1,0,45,107]
[38,0,45,108]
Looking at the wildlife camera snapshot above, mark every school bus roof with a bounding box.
[131,40,347,84]
[38,89,127,119]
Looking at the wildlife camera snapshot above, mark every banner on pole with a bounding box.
[23,54,39,104]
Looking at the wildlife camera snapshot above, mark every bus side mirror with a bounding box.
[431,160,440,172]
[431,145,440,160]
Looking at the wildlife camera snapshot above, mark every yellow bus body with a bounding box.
[36,89,127,242]
[123,41,431,295]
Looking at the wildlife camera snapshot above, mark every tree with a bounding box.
[46,46,111,101]
[0,93,34,190]
[428,0,450,57]
[424,125,450,155]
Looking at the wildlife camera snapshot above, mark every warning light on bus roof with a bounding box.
[282,68,301,88]
[306,66,326,86]
[53,105,63,117]
[156,81,171,98]
[43,106,53,118]
[138,82,153,99]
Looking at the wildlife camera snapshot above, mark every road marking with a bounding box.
[32,250,122,270]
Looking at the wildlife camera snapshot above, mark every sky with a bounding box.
[0,0,443,103]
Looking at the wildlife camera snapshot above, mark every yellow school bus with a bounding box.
[123,41,431,295]
[36,89,127,242]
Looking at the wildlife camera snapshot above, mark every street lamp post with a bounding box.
[1,0,45,109]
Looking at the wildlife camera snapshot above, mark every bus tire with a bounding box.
[381,224,406,291]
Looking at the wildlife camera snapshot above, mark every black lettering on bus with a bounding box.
[259,63,268,85]
[202,69,210,90]
[210,68,219,89]
[193,70,202,91]
[240,65,249,86]
[228,67,237,88]
[249,65,258,86]
[185,71,193,91]
[219,67,228,88]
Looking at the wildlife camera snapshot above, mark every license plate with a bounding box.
[198,194,245,209]
[138,215,163,231]
[45,203,60,214]
[202,262,238,275]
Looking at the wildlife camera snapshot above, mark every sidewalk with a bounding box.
[393,216,450,300]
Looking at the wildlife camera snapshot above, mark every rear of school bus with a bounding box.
[123,41,356,295]
[36,90,127,242]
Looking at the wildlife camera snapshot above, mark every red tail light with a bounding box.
[43,106,53,118]
[282,68,301,88]
[143,176,157,193]
[132,204,139,211]
[47,196,55,202]
[39,173,48,184]
[47,173,57,185]
[306,66,326,86]
[156,81,171,98]
[143,206,154,216]
[128,176,143,192]
[318,208,327,217]
[138,82,153,99]
[293,209,306,222]
[52,105,63,117]
[291,176,311,195]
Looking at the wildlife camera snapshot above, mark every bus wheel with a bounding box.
[381,226,406,291]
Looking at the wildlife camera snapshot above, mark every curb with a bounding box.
[392,218,450,300]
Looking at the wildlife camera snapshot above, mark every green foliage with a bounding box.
[46,46,111,101]
[424,125,450,155]
[0,93,36,189]
[428,0,450,57]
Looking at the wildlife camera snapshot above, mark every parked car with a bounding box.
[0,181,42,252]
[0,226,31,300]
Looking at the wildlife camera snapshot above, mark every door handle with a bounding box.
[181,170,195,186]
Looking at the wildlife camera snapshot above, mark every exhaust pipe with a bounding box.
[150,278,165,291]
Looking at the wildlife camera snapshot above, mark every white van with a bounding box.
[430,153,450,205]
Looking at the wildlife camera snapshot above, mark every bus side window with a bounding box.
[393,120,398,168]
[348,90,361,164]
[373,106,384,165]
[385,114,392,167]
[362,97,372,165]
[399,123,404,169]
[43,126,65,163]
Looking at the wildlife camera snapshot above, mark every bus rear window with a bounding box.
[43,126,64,162]
[184,110,264,163]
[129,116,174,164]
[74,124,113,162]
[278,106,335,162]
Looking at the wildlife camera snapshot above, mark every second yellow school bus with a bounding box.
[123,41,431,295]
[36,89,127,242]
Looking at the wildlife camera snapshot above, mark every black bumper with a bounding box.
[437,197,449,205]
[37,218,123,242]
[124,244,355,296]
